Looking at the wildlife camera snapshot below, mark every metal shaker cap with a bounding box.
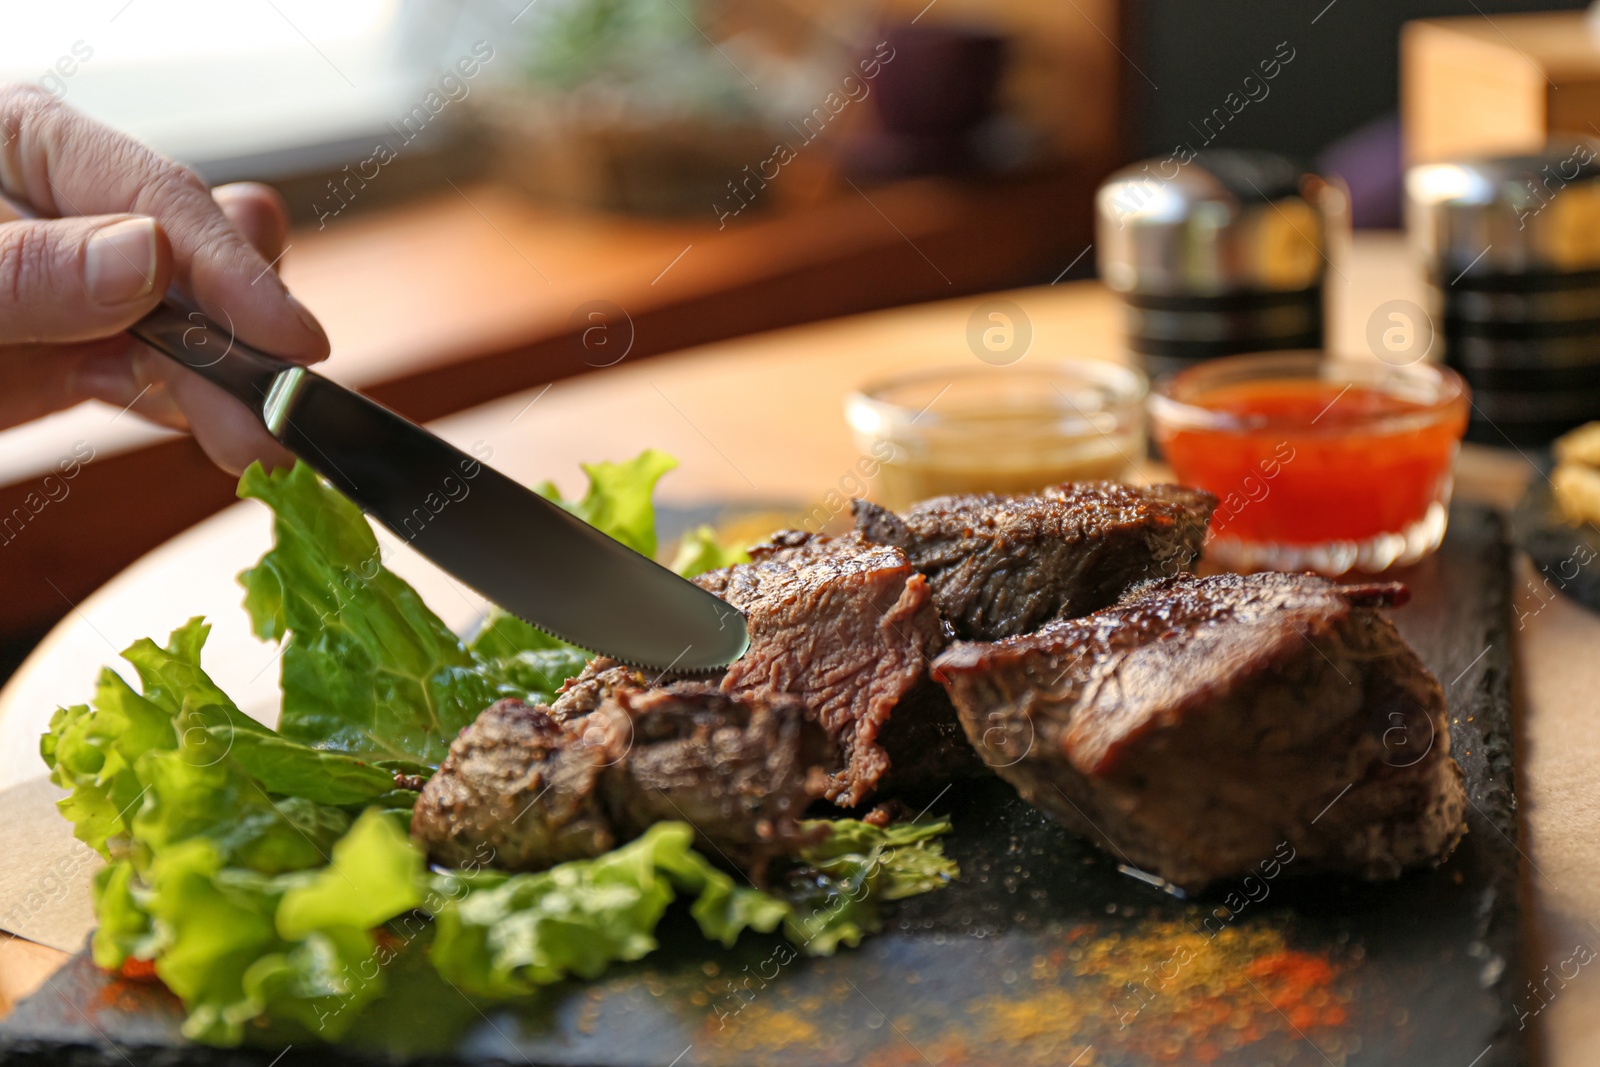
[1406,138,1600,278]
[1096,150,1330,297]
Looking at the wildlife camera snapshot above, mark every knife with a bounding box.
[127,293,749,673]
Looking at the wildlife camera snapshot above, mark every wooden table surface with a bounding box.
[1,232,1596,1062]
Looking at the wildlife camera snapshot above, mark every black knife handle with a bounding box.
[128,296,296,421]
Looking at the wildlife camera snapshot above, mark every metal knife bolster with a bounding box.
[128,297,300,420]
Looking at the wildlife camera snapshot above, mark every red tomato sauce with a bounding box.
[1157,380,1467,544]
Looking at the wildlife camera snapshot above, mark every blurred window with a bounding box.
[0,0,467,181]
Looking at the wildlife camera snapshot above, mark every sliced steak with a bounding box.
[412,686,829,878]
[409,698,617,872]
[601,686,831,874]
[854,482,1217,640]
[934,572,1466,890]
[694,530,946,807]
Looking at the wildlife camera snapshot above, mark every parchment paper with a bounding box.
[0,777,99,954]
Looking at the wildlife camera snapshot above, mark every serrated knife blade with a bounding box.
[130,297,749,673]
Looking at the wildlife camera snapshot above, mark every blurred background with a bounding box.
[0,0,1593,672]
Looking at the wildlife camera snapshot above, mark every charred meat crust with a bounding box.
[693,530,947,807]
[409,698,617,873]
[602,686,832,873]
[934,572,1467,891]
[853,482,1218,641]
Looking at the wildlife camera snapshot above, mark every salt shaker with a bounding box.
[1407,139,1600,446]
[1096,150,1339,380]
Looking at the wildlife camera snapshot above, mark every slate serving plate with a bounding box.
[0,504,1524,1067]
[1510,457,1600,618]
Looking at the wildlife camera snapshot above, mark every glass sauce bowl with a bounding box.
[1149,352,1470,575]
[846,362,1148,511]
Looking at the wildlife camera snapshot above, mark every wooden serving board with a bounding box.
[0,503,1524,1067]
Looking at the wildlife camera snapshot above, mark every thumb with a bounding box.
[0,214,172,344]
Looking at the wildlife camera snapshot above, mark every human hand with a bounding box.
[0,84,330,474]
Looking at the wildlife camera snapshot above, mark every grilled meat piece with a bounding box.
[602,686,831,871]
[411,687,829,877]
[934,572,1467,890]
[409,698,617,872]
[854,482,1217,640]
[693,530,947,807]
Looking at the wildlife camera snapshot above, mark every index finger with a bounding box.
[0,84,328,364]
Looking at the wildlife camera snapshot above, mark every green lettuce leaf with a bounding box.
[429,818,960,1001]
[465,610,574,660]
[798,818,958,902]
[90,859,157,969]
[40,622,392,861]
[236,463,611,765]
[149,810,420,1045]
[670,524,750,578]
[429,822,786,999]
[779,818,959,955]
[484,648,593,702]
[531,447,747,580]
[132,747,350,876]
[275,810,424,939]
[234,450,725,762]
[39,622,420,1043]
[41,697,148,857]
[125,619,396,807]
[147,838,287,1043]
[534,449,677,557]
[237,463,502,765]
[465,613,591,706]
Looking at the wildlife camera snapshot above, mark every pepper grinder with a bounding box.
[1406,139,1600,446]
[1096,150,1340,380]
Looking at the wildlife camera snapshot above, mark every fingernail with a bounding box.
[85,217,158,306]
[285,291,328,346]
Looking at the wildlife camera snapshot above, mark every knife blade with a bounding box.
[129,296,749,674]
